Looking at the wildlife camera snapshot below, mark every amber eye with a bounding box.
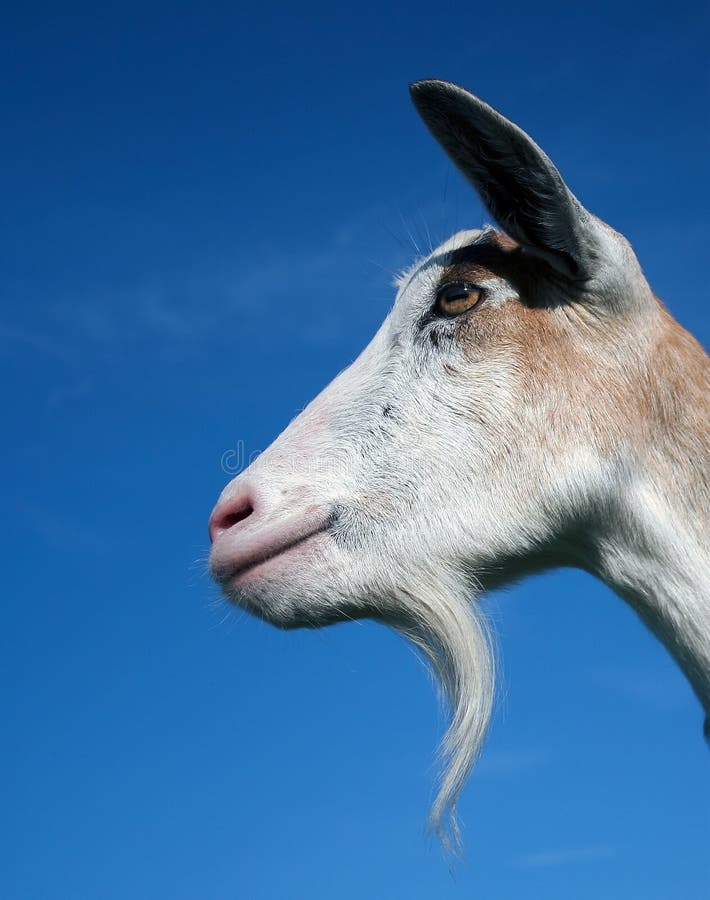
[434,282,483,317]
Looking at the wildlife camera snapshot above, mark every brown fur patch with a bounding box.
[444,231,710,539]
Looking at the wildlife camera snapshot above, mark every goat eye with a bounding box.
[434,282,483,317]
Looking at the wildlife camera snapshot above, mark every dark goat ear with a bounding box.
[410,80,599,280]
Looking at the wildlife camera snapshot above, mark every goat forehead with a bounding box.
[395,228,489,293]
[433,227,492,258]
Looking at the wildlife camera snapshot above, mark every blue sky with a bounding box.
[2,2,709,897]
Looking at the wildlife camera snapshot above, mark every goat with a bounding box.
[209,80,710,850]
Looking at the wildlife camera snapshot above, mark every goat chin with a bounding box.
[387,578,495,856]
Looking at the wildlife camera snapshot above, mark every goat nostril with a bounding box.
[209,496,255,542]
[221,502,253,530]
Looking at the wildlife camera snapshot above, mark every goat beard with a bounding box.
[384,577,495,855]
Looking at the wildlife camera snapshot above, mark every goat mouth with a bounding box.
[209,509,332,585]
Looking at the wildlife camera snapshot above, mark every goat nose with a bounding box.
[208,490,256,543]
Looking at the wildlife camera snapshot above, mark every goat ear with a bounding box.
[410,80,599,280]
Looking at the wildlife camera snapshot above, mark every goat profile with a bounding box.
[209,80,710,849]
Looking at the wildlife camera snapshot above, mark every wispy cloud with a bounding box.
[0,320,75,363]
[18,504,115,556]
[6,234,374,365]
[475,747,553,778]
[585,660,687,710]
[0,186,454,371]
[517,843,615,868]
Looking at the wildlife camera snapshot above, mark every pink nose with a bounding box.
[208,489,256,542]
